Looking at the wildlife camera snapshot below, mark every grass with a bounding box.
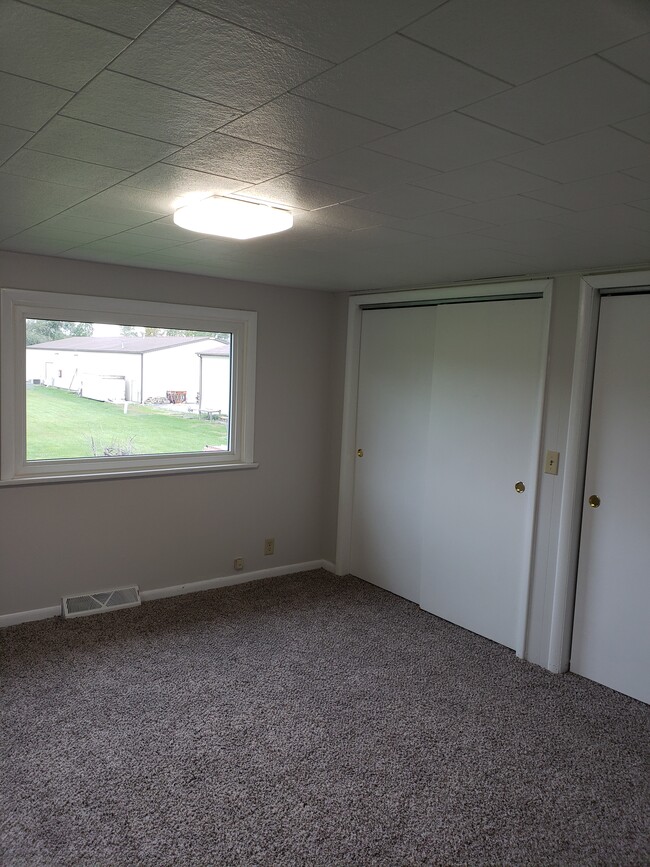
[26,386,228,461]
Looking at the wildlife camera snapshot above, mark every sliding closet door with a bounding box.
[350,307,436,603]
[571,293,650,703]
[420,299,545,649]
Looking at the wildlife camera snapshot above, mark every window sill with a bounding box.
[0,461,259,487]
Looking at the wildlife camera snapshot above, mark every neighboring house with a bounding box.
[197,344,231,417]
[26,336,230,406]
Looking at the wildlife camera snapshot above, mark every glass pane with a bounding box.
[25,319,232,461]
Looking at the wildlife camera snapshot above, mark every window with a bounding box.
[1,289,256,483]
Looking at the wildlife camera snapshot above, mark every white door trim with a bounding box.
[335,278,553,660]
[547,269,650,673]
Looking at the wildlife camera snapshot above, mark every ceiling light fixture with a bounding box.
[173,196,293,240]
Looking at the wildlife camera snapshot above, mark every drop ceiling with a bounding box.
[0,0,649,292]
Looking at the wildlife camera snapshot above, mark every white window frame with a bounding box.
[0,288,257,485]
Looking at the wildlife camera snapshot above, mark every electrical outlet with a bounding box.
[234,557,244,571]
[264,538,275,556]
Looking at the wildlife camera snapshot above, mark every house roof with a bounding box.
[197,343,230,357]
[28,336,217,353]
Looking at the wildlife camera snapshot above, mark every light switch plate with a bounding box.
[544,450,560,475]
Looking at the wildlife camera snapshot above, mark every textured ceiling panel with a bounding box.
[221,95,395,159]
[61,72,240,145]
[0,150,131,191]
[523,173,650,211]
[367,113,535,171]
[463,58,650,144]
[350,185,469,218]
[0,125,32,163]
[600,33,650,83]
[402,0,650,85]
[241,175,364,210]
[184,0,444,62]
[109,4,331,111]
[21,0,175,38]
[500,128,650,183]
[122,163,246,198]
[291,149,431,194]
[0,71,72,132]
[0,1,130,90]
[294,35,508,129]
[1,0,649,291]
[614,113,650,143]
[27,117,179,172]
[414,161,554,202]
[164,134,309,183]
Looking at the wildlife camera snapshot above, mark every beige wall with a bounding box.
[0,251,344,615]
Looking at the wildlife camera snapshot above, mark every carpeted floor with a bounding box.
[1,570,648,866]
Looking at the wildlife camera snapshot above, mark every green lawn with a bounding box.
[26,386,228,460]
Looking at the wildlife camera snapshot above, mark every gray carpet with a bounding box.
[1,570,648,866]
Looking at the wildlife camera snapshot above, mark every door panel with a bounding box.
[571,293,650,703]
[419,299,545,649]
[350,307,436,603]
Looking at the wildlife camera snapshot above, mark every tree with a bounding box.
[123,325,231,343]
[26,319,93,346]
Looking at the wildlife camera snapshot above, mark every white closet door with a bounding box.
[420,299,545,650]
[571,293,650,704]
[350,306,436,603]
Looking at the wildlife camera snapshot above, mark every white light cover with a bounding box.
[173,196,293,239]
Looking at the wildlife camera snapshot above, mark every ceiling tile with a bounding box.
[308,205,387,231]
[414,161,554,201]
[402,0,650,85]
[0,173,93,225]
[0,150,130,191]
[386,211,494,238]
[350,226,431,248]
[127,216,210,243]
[27,116,179,171]
[291,148,431,193]
[61,72,239,146]
[450,195,572,224]
[183,0,443,62]
[524,172,650,210]
[349,185,468,219]
[123,163,246,197]
[0,72,72,132]
[463,58,650,144]
[601,33,650,83]
[21,0,175,38]
[75,186,174,216]
[544,203,650,234]
[614,113,650,143]
[0,1,130,90]
[241,175,363,210]
[623,164,650,182]
[67,234,184,256]
[0,125,32,163]
[500,127,650,183]
[109,4,331,111]
[60,201,163,228]
[293,35,507,129]
[164,134,308,183]
[367,112,535,171]
[220,95,395,159]
[41,214,129,237]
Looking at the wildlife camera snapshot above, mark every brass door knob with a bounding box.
[514,481,526,493]
[588,494,601,508]
[357,448,364,458]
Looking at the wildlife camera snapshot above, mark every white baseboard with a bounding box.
[0,560,337,628]
[0,604,61,628]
